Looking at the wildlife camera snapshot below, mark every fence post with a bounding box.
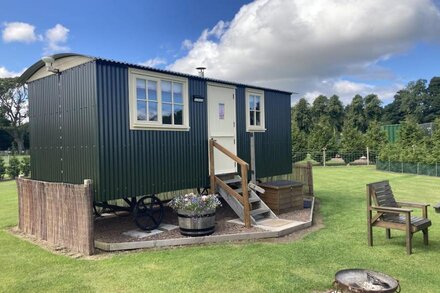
[366,147,370,166]
[417,163,420,175]
[323,148,326,167]
[436,163,438,177]
[401,162,403,174]
[388,159,390,172]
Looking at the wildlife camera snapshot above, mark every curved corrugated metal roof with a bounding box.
[20,53,294,95]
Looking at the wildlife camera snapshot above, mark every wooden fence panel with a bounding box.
[292,162,314,196]
[16,178,94,255]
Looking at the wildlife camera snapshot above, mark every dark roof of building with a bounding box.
[20,53,293,95]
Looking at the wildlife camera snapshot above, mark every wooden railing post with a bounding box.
[241,166,251,228]
[210,139,251,228]
[209,139,216,194]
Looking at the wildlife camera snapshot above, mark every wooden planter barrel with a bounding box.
[258,180,304,214]
[177,209,216,236]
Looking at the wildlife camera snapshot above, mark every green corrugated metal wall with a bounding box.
[29,62,99,190]
[95,61,209,200]
[29,60,292,201]
[236,87,292,178]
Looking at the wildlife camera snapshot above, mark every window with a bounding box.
[246,88,265,132]
[129,69,189,130]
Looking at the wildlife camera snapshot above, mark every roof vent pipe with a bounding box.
[196,67,206,78]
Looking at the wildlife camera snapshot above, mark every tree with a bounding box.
[425,77,440,122]
[364,121,387,151]
[6,156,20,178]
[311,95,329,124]
[327,95,344,132]
[382,93,404,124]
[339,119,365,152]
[308,117,337,151]
[398,115,426,148]
[345,94,366,132]
[292,98,312,133]
[0,107,13,150]
[291,123,308,162]
[399,79,428,123]
[430,118,440,162]
[0,77,28,152]
[364,94,382,124]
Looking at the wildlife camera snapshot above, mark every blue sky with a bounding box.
[1,0,440,105]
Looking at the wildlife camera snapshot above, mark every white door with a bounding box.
[208,84,237,175]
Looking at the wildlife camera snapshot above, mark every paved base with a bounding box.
[120,223,179,239]
[95,198,315,252]
[122,229,163,239]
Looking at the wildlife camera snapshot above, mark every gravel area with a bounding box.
[95,202,312,243]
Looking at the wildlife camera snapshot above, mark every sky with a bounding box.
[1,0,440,105]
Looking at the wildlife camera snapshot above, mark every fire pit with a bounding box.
[333,269,400,293]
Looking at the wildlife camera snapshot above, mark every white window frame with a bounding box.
[129,68,190,131]
[245,88,266,132]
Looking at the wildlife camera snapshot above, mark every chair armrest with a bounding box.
[370,206,412,214]
[396,201,430,208]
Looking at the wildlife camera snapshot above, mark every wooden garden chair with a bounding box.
[366,180,431,255]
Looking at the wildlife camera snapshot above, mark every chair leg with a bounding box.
[406,233,413,255]
[367,223,373,246]
[423,229,429,245]
[386,229,391,239]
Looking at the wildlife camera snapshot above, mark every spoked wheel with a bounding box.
[93,201,111,217]
[134,195,164,231]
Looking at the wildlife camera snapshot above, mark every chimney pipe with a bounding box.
[196,67,206,78]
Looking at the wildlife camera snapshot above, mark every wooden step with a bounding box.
[251,208,270,217]
[223,178,242,185]
[248,197,260,203]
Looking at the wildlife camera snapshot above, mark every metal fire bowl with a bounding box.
[334,269,400,293]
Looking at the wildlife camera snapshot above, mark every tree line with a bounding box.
[291,76,440,158]
[0,77,28,152]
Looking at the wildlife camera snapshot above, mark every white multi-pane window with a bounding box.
[129,69,189,130]
[246,88,265,132]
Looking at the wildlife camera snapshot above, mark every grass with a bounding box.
[0,166,439,292]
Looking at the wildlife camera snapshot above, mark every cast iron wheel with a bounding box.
[93,201,111,217]
[134,195,164,231]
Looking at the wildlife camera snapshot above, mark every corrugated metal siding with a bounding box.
[236,86,292,178]
[29,62,99,190]
[29,75,63,181]
[382,124,400,143]
[96,61,208,201]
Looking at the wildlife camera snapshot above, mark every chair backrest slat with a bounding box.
[367,180,398,219]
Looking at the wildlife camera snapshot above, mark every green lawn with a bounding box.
[0,166,439,292]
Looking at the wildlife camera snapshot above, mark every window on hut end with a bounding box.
[246,88,265,132]
[129,68,189,131]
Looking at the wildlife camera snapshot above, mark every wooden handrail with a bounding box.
[209,138,251,228]
[215,176,244,205]
[211,140,249,167]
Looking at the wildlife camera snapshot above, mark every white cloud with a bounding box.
[301,79,404,105]
[0,66,26,78]
[181,39,193,50]
[138,57,167,68]
[170,0,440,100]
[44,24,70,53]
[2,22,40,43]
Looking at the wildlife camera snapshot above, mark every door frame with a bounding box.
[207,82,238,174]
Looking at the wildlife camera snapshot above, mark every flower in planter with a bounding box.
[168,192,221,214]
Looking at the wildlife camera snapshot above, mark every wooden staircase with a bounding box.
[217,175,278,225]
[209,139,278,227]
